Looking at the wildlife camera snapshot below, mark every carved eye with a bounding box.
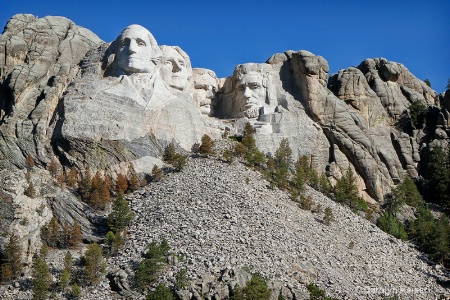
[178,61,185,67]
[238,86,245,92]
[120,39,129,47]
[164,61,172,65]
[252,86,260,90]
[136,39,146,46]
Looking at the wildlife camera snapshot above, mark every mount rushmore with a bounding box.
[1,14,447,204]
[0,13,449,299]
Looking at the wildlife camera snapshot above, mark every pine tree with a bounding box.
[387,177,424,212]
[32,257,51,300]
[60,222,72,248]
[323,207,335,226]
[116,173,128,193]
[241,122,265,167]
[26,154,35,170]
[128,164,140,191]
[83,243,105,286]
[47,217,61,248]
[427,146,450,207]
[163,141,176,163]
[334,167,367,212]
[172,154,187,171]
[66,167,79,188]
[78,166,92,201]
[151,165,164,182]
[147,283,175,300]
[69,222,82,249]
[47,158,59,178]
[1,233,22,281]
[199,134,215,155]
[273,138,292,189]
[24,181,36,198]
[108,192,134,233]
[72,282,81,298]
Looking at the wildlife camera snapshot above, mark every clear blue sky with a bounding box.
[1,0,449,92]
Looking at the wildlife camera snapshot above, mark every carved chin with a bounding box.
[244,107,260,118]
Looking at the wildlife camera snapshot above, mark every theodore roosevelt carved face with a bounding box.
[159,46,192,92]
[192,69,218,115]
[116,25,159,75]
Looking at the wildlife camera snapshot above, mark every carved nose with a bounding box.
[243,87,252,98]
[172,61,181,72]
[128,40,138,54]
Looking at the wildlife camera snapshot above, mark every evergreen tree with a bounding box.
[47,158,59,178]
[241,273,271,300]
[427,146,450,207]
[108,192,134,233]
[39,242,48,258]
[424,78,431,87]
[83,243,105,286]
[26,154,35,170]
[273,138,292,189]
[1,233,22,281]
[387,177,424,213]
[46,217,61,248]
[24,181,36,198]
[32,257,51,300]
[151,165,164,182]
[323,207,335,226]
[172,154,187,171]
[72,282,81,298]
[136,239,170,289]
[241,122,265,167]
[66,166,79,188]
[163,141,176,163]
[116,173,128,193]
[377,212,408,240]
[128,164,141,191]
[409,100,427,129]
[60,222,72,248]
[334,167,367,212]
[147,283,175,300]
[199,134,215,155]
[69,222,82,249]
[78,166,92,201]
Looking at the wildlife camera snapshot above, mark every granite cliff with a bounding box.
[0,14,449,299]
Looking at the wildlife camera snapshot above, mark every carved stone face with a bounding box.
[117,25,154,75]
[236,72,266,118]
[193,71,217,115]
[160,47,189,91]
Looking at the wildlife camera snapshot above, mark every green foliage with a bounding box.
[388,177,424,211]
[334,167,367,212]
[163,141,177,163]
[241,122,265,167]
[151,165,164,181]
[59,269,70,292]
[273,139,292,189]
[136,239,170,290]
[232,272,271,300]
[172,154,187,171]
[72,282,81,298]
[174,268,190,290]
[307,283,339,300]
[377,212,408,240]
[108,192,134,233]
[409,100,428,129]
[447,78,450,90]
[424,78,431,87]
[323,207,335,226]
[426,146,450,207]
[147,283,175,300]
[1,233,22,282]
[32,257,51,300]
[83,243,106,286]
[299,195,314,210]
[222,149,235,163]
[409,206,450,265]
[199,134,215,155]
[39,242,48,258]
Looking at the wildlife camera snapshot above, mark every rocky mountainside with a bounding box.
[1,153,448,299]
[0,13,449,300]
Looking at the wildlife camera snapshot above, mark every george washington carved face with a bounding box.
[116,25,158,75]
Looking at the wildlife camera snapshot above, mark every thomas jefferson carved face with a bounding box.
[236,72,266,118]
[116,25,155,75]
[160,47,190,91]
